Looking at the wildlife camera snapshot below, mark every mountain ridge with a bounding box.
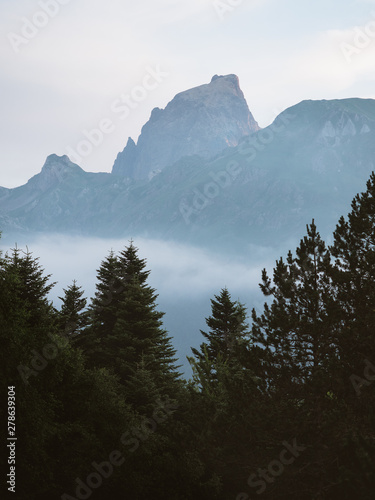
[1,82,375,254]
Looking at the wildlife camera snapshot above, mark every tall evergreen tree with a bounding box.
[58,279,87,336]
[191,288,249,362]
[187,290,268,500]
[325,174,375,497]
[251,221,338,395]
[78,242,180,407]
[87,249,123,335]
[330,172,375,381]
[189,288,250,388]
[1,247,56,365]
[75,250,122,363]
[0,243,138,499]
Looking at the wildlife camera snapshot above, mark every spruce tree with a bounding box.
[1,247,56,359]
[87,249,123,335]
[58,280,87,336]
[189,288,250,385]
[75,250,122,363]
[0,247,60,495]
[78,242,180,406]
[187,289,266,500]
[112,243,180,400]
[0,243,137,499]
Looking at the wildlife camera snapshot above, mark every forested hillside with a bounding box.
[1,173,375,499]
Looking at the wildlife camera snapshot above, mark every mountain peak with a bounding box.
[30,154,83,191]
[172,73,245,107]
[112,74,259,179]
[43,154,76,169]
[211,73,240,86]
[125,137,136,149]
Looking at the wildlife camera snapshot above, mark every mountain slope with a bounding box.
[1,95,375,254]
[112,74,260,180]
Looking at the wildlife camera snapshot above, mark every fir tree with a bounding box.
[111,243,180,398]
[0,243,137,499]
[58,280,87,336]
[87,249,123,335]
[189,288,250,385]
[75,250,122,362]
[78,242,180,406]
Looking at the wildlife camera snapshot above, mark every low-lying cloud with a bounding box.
[1,233,282,374]
[3,234,276,303]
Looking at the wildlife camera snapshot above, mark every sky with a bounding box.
[1,0,375,187]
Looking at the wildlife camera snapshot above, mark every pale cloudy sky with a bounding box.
[1,0,375,187]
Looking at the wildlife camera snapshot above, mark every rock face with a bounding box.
[112,74,260,180]
[29,154,85,192]
[0,155,84,214]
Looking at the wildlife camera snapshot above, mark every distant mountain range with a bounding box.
[1,75,375,253]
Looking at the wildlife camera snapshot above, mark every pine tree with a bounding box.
[58,280,87,336]
[321,175,375,499]
[246,222,357,499]
[330,172,375,380]
[251,221,339,395]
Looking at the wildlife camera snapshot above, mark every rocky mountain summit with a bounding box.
[112,74,260,180]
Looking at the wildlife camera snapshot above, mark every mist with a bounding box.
[1,233,285,375]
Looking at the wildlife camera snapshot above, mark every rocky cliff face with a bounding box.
[29,154,85,192]
[112,74,260,180]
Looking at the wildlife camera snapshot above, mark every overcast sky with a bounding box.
[1,0,375,187]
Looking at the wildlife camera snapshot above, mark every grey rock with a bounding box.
[112,74,260,180]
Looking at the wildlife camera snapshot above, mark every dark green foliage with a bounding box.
[84,249,122,338]
[251,221,340,396]
[189,288,250,383]
[0,243,136,500]
[58,279,87,336]
[330,172,375,379]
[77,242,181,412]
[2,168,375,500]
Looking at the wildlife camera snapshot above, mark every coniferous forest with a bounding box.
[2,173,375,500]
